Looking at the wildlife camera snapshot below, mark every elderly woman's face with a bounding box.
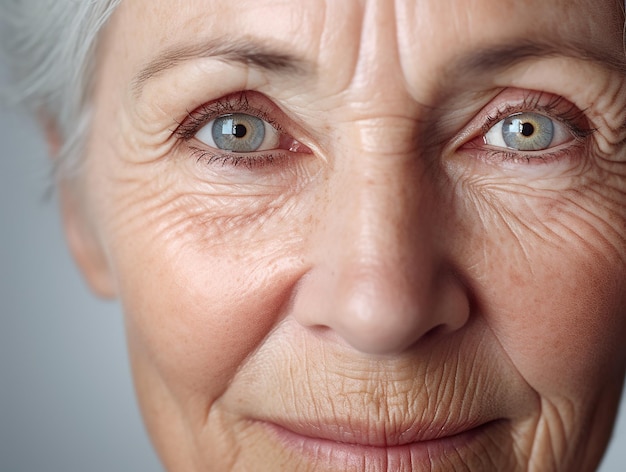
[64,0,626,470]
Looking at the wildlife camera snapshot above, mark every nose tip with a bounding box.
[293,263,470,356]
[336,274,469,355]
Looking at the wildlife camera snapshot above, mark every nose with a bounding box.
[292,149,470,356]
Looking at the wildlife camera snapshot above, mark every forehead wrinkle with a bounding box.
[131,37,313,98]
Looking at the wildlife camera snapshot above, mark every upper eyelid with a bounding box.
[440,90,595,159]
[481,98,586,132]
[174,92,287,141]
[479,109,576,147]
[470,92,592,143]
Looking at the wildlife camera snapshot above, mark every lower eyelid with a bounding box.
[189,144,312,169]
[191,147,282,169]
[462,139,587,167]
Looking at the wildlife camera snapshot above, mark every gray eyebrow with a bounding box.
[453,39,626,76]
[132,37,626,99]
[132,38,310,96]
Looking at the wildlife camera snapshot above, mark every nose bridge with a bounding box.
[330,113,433,270]
[291,114,469,355]
[330,142,431,286]
[328,127,439,309]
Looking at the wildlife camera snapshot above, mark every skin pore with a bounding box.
[60,0,626,470]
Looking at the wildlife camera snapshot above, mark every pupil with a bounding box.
[233,124,247,138]
[521,122,535,137]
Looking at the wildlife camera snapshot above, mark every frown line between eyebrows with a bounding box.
[131,38,312,98]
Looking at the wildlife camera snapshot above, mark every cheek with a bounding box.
[123,253,301,397]
[484,250,625,393]
[455,180,626,397]
[102,181,311,413]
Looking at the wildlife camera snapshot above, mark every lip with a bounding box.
[260,417,501,467]
[265,416,490,446]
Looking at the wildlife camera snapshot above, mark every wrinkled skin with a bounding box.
[59,0,626,470]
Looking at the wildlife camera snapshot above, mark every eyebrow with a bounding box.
[132,38,310,96]
[132,37,626,98]
[454,39,626,76]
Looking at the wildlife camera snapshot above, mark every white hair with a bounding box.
[1,0,625,179]
[0,0,121,178]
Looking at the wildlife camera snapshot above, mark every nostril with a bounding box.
[290,262,471,356]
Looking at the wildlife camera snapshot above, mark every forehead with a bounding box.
[102,0,626,110]
[108,0,624,67]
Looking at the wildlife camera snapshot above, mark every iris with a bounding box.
[211,113,266,152]
[501,113,554,151]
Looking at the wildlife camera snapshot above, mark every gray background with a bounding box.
[0,61,624,472]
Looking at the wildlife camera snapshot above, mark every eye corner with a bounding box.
[173,113,200,141]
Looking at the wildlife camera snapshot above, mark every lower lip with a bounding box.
[261,420,496,469]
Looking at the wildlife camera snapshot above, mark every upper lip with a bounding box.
[265,416,493,447]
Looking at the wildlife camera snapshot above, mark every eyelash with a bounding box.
[474,94,596,164]
[175,91,597,170]
[176,92,295,169]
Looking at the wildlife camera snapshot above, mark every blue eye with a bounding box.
[196,113,280,152]
[484,112,571,152]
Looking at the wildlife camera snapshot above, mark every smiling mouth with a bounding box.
[259,417,502,467]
